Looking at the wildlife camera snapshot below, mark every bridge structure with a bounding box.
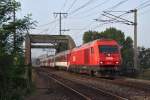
[25,34,76,65]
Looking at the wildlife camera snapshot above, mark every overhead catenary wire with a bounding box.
[68,0,111,20]
[57,0,97,34]
[89,0,130,30]
[49,23,58,34]
[37,19,58,28]
[37,28,50,34]
[101,13,133,25]
[94,0,130,26]
[69,0,130,33]
[105,0,129,11]
[69,0,129,19]
[92,22,114,30]
[66,0,78,12]
[82,0,130,20]
[139,7,150,15]
[72,0,111,16]
[37,0,129,33]
[138,3,150,10]
[69,0,96,15]
[136,0,150,9]
[60,0,68,12]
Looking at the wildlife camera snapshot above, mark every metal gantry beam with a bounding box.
[31,45,56,48]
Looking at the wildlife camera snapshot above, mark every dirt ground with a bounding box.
[25,70,85,100]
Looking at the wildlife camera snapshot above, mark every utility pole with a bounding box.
[133,9,138,70]
[53,12,68,35]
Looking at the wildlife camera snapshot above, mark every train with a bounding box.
[39,39,122,76]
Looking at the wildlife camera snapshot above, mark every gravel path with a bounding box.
[25,70,85,100]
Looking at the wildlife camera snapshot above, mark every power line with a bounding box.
[69,0,96,15]
[66,0,78,12]
[69,21,94,31]
[105,0,129,11]
[92,22,114,30]
[35,0,69,28]
[139,8,150,15]
[73,0,111,16]
[60,0,68,11]
[68,0,112,20]
[69,0,130,34]
[71,21,95,40]
[93,0,130,24]
[49,23,58,34]
[136,0,150,9]
[63,0,98,32]
[66,0,130,38]
[138,3,150,10]
[37,28,50,34]
[85,0,130,29]
[37,19,58,27]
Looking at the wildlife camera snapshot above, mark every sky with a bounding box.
[16,0,150,57]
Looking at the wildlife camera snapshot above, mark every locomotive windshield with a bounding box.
[99,45,118,53]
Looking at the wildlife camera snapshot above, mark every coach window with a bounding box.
[91,47,94,54]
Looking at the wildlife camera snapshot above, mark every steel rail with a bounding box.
[84,84,128,100]
[40,69,129,100]
[41,72,91,100]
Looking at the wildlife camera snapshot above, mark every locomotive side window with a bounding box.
[99,45,118,53]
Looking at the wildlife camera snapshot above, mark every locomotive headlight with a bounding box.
[100,61,103,64]
[115,61,119,64]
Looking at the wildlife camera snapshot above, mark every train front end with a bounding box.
[97,40,122,74]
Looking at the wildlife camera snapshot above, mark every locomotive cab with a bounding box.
[99,45,121,66]
[96,40,122,75]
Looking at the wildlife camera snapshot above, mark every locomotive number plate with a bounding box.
[106,57,113,60]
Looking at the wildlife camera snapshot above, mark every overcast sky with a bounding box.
[16,0,150,57]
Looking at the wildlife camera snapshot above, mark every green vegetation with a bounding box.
[138,69,150,80]
[83,27,150,76]
[0,0,35,99]
[138,47,150,69]
[56,42,68,53]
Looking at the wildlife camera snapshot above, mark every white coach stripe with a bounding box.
[55,62,68,67]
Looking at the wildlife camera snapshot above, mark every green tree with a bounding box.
[100,27,125,45]
[0,0,35,99]
[139,47,150,69]
[121,37,134,68]
[83,30,102,43]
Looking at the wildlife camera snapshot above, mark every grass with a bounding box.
[137,68,150,80]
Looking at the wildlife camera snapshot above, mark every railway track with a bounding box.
[79,74,150,93]
[37,68,128,100]
[52,68,150,94]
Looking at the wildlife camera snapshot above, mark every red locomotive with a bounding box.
[39,39,122,75]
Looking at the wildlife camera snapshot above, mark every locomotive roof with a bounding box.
[52,39,118,56]
[71,39,117,51]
